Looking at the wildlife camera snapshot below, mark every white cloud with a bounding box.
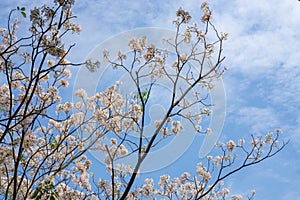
[69,0,206,62]
[232,106,280,133]
[208,0,300,75]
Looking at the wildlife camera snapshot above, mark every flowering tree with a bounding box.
[0,0,287,199]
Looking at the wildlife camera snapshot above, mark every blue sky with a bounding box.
[1,0,300,199]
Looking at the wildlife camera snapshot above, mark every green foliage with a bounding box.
[134,88,149,103]
[16,6,26,18]
[20,156,26,163]
[49,137,58,149]
[31,181,58,200]
[134,88,149,110]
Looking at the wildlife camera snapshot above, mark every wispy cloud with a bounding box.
[232,106,280,133]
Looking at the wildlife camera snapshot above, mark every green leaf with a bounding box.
[21,7,25,11]
[20,156,26,163]
[32,187,40,198]
[50,196,55,200]
[21,12,26,18]
[49,137,58,149]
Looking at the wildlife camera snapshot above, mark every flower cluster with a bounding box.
[72,156,92,191]
[176,8,192,24]
[131,172,233,200]
[0,84,11,112]
[171,120,184,135]
[201,2,212,23]
[227,140,236,152]
[128,37,147,53]
[104,36,167,80]
[196,163,212,182]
